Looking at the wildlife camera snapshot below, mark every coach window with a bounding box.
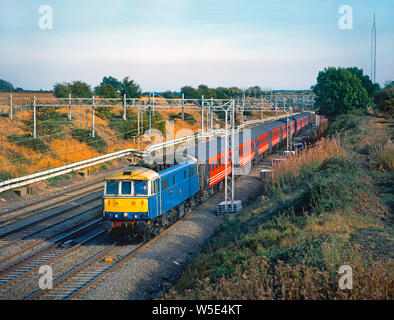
[184,170,187,179]
[106,180,119,195]
[173,175,176,185]
[121,181,132,195]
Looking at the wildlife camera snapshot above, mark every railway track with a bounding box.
[22,148,289,300]
[25,206,195,300]
[0,193,102,250]
[17,127,314,300]
[0,218,105,291]
[0,164,127,216]
[0,185,103,228]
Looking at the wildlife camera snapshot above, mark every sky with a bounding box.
[0,0,393,91]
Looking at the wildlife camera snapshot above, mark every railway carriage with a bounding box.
[103,112,313,240]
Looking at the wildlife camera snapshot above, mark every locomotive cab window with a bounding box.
[121,181,132,195]
[106,181,119,195]
[151,179,158,194]
[134,180,148,195]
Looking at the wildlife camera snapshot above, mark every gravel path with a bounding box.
[78,161,266,300]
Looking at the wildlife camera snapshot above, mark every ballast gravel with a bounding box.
[78,163,265,300]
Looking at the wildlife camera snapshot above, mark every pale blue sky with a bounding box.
[0,0,393,91]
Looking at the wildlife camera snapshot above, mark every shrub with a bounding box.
[169,112,197,124]
[299,158,364,214]
[8,134,50,153]
[95,107,113,120]
[375,81,394,115]
[71,129,107,151]
[375,142,394,172]
[22,108,68,139]
[0,172,12,181]
[326,114,362,136]
[109,116,138,140]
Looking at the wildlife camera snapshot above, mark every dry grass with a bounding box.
[271,137,346,190]
[164,114,393,300]
[0,94,205,179]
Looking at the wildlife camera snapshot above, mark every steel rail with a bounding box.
[0,215,102,267]
[23,121,313,300]
[0,219,105,290]
[0,186,102,227]
[0,193,102,250]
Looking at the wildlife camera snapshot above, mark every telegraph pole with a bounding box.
[201,95,204,134]
[68,93,72,121]
[123,94,127,121]
[210,97,214,131]
[33,96,37,138]
[92,96,95,138]
[181,93,185,121]
[9,93,13,120]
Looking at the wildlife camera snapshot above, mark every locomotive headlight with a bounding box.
[134,214,137,219]
[114,214,118,218]
[123,213,128,218]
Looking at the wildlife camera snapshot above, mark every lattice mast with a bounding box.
[371,12,376,83]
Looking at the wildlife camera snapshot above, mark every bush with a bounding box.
[169,112,196,124]
[299,158,364,214]
[326,114,362,136]
[375,81,394,115]
[375,142,394,172]
[22,108,68,139]
[95,107,113,119]
[71,129,107,151]
[0,172,12,181]
[7,134,50,153]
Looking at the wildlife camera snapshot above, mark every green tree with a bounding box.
[162,90,176,99]
[375,81,394,115]
[53,82,72,98]
[0,79,14,92]
[346,67,380,99]
[94,76,121,98]
[246,86,262,98]
[312,67,371,117]
[215,87,231,99]
[70,81,93,98]
[120,77,141,98]
[197,84,216,98]
[101,76,121,91]
[181,86,199,99]
[95,83,120,98]
[228,87,242,98]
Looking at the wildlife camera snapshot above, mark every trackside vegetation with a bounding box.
[165,114,393,299]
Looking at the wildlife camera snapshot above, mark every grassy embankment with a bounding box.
[165,113,393,299]
[0,92,285,182]
[0,93,205,181]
